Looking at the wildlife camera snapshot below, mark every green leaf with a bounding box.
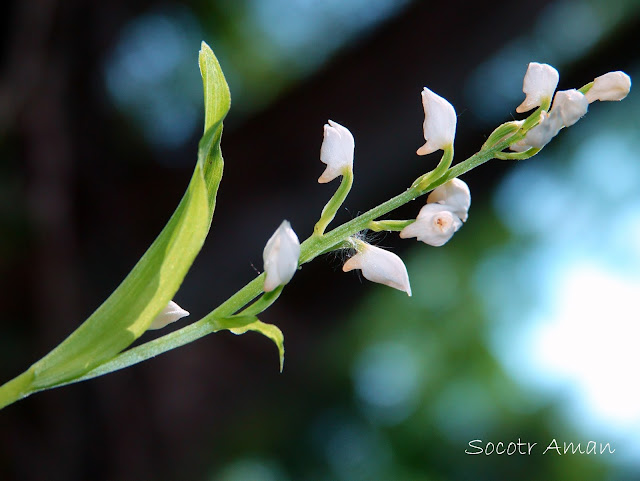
[200,41,231,135]
[25,42,231,390]
[198,41,230,218]
[224,316,286,373]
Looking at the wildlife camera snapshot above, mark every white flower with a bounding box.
[524,111,563,148]
[263,220,301,292]
[148,301,190,330]
[550,89,588,127]
[399,204,463,247]
[584,71,632,103]
[400,178,469,246]
[319,120,354,183]
[516,62,560,113]
[510,111,562,151]
[426,178,471,222]
[417,87,457,156]
[510,90,588,152]
[343,242,412,296]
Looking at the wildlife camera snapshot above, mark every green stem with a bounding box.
[368,220,414,232]
[236,286,283,317]
[412,145,454,191]
[61,141,512,380]
[211,275,266,319]
[59,315,259,387]
[0,120,534,400]
[314,169,353,236]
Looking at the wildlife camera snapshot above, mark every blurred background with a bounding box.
[1,0,639,479]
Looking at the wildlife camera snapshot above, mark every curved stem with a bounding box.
[495,148,541,160]
[411,145,454,191]
[236,286,283,317]
[56,141,512,381]
[314,169,353,236]
[2,116,536,399]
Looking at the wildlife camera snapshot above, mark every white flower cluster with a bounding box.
[318,91,468,297]
[400,178,470,246]
[341,176,470,297]
[511,63,631,152]
[154,64,632,326]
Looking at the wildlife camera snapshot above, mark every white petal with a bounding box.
[319,120,354,183]
[148,301,190,330]
[513,91,585,152]
[521,111,562,149]
[400,204,463,246]
[550,89,588,127]
[516,62,559,113]
[509,139,532,152]
[585,71,632,103]
[343,243,411,296]
[417,87,456,155]
[263,220,301,292]
[426,178,471,222]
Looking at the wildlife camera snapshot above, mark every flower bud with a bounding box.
[550,89,588,127]
[417,87,457,156]
[584,71,632,103]
[399,204,463,247]
[148,301,190,330]
[343,241,412,296]
[263,220,301,292]
[516,62,559,113]
[319,120,354,183]
[426,178,471,222]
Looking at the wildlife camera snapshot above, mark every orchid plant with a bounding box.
[0,43,631,410]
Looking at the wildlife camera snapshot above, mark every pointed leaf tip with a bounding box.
[198,41,231,134]
[225,317,285,372]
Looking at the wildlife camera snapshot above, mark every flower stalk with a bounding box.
[368,220,415,232]
[24,126,524,390]
[0,52,631,410]
[314,169,354,236]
